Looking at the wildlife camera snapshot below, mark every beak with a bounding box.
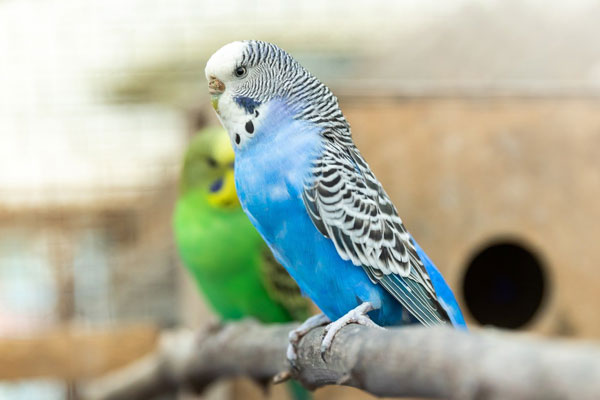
[208,76,225,95]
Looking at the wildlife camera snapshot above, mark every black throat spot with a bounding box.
[245,120,254,134]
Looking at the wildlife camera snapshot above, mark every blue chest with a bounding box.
[234,103,320,238]
[233,102,408,324]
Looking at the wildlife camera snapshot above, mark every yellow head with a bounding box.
[180,126,238,209]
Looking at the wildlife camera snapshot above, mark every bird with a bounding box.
[173,126,313,400]
[204,40,467,362]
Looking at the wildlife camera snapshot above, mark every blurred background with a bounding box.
[1,0,600,398]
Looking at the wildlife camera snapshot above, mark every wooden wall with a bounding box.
[342,96,600,337]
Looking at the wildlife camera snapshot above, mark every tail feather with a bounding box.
[286,380,312,400]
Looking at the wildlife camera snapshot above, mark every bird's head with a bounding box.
[179,126,238,209]
[205,41,247,110]
[205,40,348,149]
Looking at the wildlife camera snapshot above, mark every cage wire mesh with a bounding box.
[2,0,600,399]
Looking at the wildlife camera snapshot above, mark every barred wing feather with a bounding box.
[259,247,311,321]
[302,139,450,326]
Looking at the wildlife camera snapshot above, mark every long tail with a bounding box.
[286,380,312,400]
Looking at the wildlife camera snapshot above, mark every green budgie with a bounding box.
[173,126,311,400]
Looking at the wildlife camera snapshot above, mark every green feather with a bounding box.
[173,128,312,400]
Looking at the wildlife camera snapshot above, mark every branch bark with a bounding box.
[79,320,600,400]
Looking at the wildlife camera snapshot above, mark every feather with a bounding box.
[259,247,311,321]
[303,136,451,325]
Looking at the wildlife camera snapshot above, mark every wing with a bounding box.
[259,246,312,321]
[302,136,450,326]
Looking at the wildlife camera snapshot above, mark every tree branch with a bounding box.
[79,320,600,400]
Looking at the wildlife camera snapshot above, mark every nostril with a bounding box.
[208,77,225,93]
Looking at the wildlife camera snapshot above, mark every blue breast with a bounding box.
[234,100,410,325]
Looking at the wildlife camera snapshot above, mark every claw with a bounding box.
[319,302,383,361]
[273,370,292,384]
[286,313,330,366]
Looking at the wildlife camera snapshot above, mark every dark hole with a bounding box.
[462,242,546,329]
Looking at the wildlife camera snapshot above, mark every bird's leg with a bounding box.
[320,301,383,360]
[287,313,330,365]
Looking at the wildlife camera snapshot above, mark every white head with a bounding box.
[205,41,246,88]
[205,40,347,149]
[205,41,266,148]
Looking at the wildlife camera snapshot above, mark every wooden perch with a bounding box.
[79,320,600,400]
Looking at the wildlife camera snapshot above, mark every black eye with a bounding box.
[234,66,247,78]
[207,157,218,168]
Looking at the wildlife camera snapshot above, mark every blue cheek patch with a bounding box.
[234,96,261,114]
[210,178,224,193]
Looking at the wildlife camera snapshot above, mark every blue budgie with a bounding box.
[205,41,466,362]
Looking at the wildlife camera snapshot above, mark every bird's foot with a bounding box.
[287,313,330,366]
[320,302,383,360]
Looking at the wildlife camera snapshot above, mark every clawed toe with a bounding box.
[286,342,298,364]
[320,327,336,360]
[287,305,383,364]
[318,302,382,361]
[286,313,330,367]
[355,314,383,329]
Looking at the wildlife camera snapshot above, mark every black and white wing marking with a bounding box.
[302,138,450,326]
[259,246,311,321]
